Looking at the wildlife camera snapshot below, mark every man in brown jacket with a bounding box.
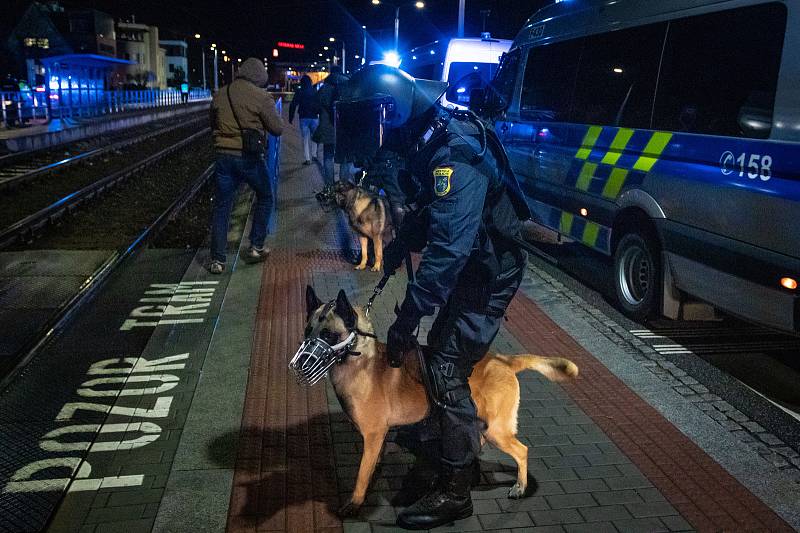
[210,57,283,274]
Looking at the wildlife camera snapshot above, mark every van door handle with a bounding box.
[500,123,509,133]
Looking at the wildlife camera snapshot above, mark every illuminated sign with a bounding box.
[277,42,305,50]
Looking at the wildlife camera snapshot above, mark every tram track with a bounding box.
[0,159,215,392]
[0,112,207,190]
[0,127,211,250]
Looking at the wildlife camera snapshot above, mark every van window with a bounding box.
[488,48,521,111]
[569,23,666,128]
[520,39,582,122]
[653,3,786,138]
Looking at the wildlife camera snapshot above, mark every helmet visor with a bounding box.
[334,96,394,164]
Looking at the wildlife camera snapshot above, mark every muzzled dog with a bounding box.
[316,181,392,272]
[293,287,579,517]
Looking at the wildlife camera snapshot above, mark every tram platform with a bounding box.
[0,101,209,154]
[2,118,799,533]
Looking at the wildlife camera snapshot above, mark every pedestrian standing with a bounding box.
[313,67,349,184]
[289,75,320,165]
[209,58,283,275]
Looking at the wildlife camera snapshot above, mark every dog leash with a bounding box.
[365,273,391,317]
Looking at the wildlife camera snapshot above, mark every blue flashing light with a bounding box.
[383,51,402,68]
[430,49,435,55]
[456,87,466,94]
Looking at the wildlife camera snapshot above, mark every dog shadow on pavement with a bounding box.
[209,414,540,529]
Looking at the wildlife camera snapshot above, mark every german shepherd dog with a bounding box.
[317,180,392,272]
[302,287,579,516]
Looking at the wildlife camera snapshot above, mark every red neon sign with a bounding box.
[277,42,305,50]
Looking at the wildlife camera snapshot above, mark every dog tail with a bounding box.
[505,355,579,382]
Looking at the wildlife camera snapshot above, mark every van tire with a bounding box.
[613,231,661,321]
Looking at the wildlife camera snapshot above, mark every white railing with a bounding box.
[1,88,212,129]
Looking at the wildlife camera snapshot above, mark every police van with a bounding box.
[403,35,511,109]
[489,0,800,332]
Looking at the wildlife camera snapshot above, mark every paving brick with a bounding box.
[106,488,165,507]
[545,493,597,509]
[574,466,622,480]
[529,468,579,482]
[543,456,590,469]
[625,502,678,518]
[530,481,565,496]
[605,476,652,491]
[472,498,502,514]
[659,515,693,531]
[578,505,632,522]
[559,479,609,494]
[530,508,584,526]
[94,518,154,533]
[430,515,484,531]
[529,446,562,458]
[528,435,574,447]
[479,512,535,530]
[612,517,669,533]
[563,522,618,533]
[635,488,667,503]
[521,527,567,533]
[556,444,602,457]
[592,490,644,506]
[84,505,146,524]
[343,522,371,533]
[497,496,550,513]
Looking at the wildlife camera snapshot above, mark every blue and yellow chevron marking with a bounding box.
[533,199,611,254]
[571,127,672,200]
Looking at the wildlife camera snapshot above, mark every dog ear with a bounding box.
[306,286,323,321]
[335,289,357,329]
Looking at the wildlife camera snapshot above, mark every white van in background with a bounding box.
[402,34,512,109]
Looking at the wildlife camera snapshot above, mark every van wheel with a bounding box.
[613,232,660,321]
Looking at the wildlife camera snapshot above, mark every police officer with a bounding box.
[336,65,530,530]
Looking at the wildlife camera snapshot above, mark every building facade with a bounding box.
[116,19,166,89]
[159,40,188,88]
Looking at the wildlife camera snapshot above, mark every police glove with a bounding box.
[387,297,423,368]
[383,237,407,276]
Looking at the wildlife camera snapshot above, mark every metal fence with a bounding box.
[1,88,212,129]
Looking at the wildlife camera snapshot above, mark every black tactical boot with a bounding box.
[396,467,473,530]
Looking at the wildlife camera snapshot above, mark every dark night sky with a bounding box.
[9,0,549,63]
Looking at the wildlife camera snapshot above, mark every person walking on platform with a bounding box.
[313,67,349,184]
[209,57,283,275]
[289,75,320,166]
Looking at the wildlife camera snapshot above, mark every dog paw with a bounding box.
[508,482,527,499]
[354,265,367,271]
[338,501,361,518]
[370,265,381,272]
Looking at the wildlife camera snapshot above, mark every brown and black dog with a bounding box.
[303,287,579,516]
[331,180,392,272]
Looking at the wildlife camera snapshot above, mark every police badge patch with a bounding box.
[433,166,453,197]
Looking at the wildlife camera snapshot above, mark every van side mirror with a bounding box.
[469,87,486,112]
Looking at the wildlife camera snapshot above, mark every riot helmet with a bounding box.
[335,65,447,164]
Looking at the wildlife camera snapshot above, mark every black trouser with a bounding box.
[418,255,526,469]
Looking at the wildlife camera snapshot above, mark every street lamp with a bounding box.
[328,36,347,73]
[194,34,207,90]
[211,43,218,91]
[371,1,425,53]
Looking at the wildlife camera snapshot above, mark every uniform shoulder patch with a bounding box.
[433,166,453,197]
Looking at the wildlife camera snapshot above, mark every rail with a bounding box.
[0,163,215,392]
[0,128,210,249]
[0,88,211,129]
[0,114,207,191]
